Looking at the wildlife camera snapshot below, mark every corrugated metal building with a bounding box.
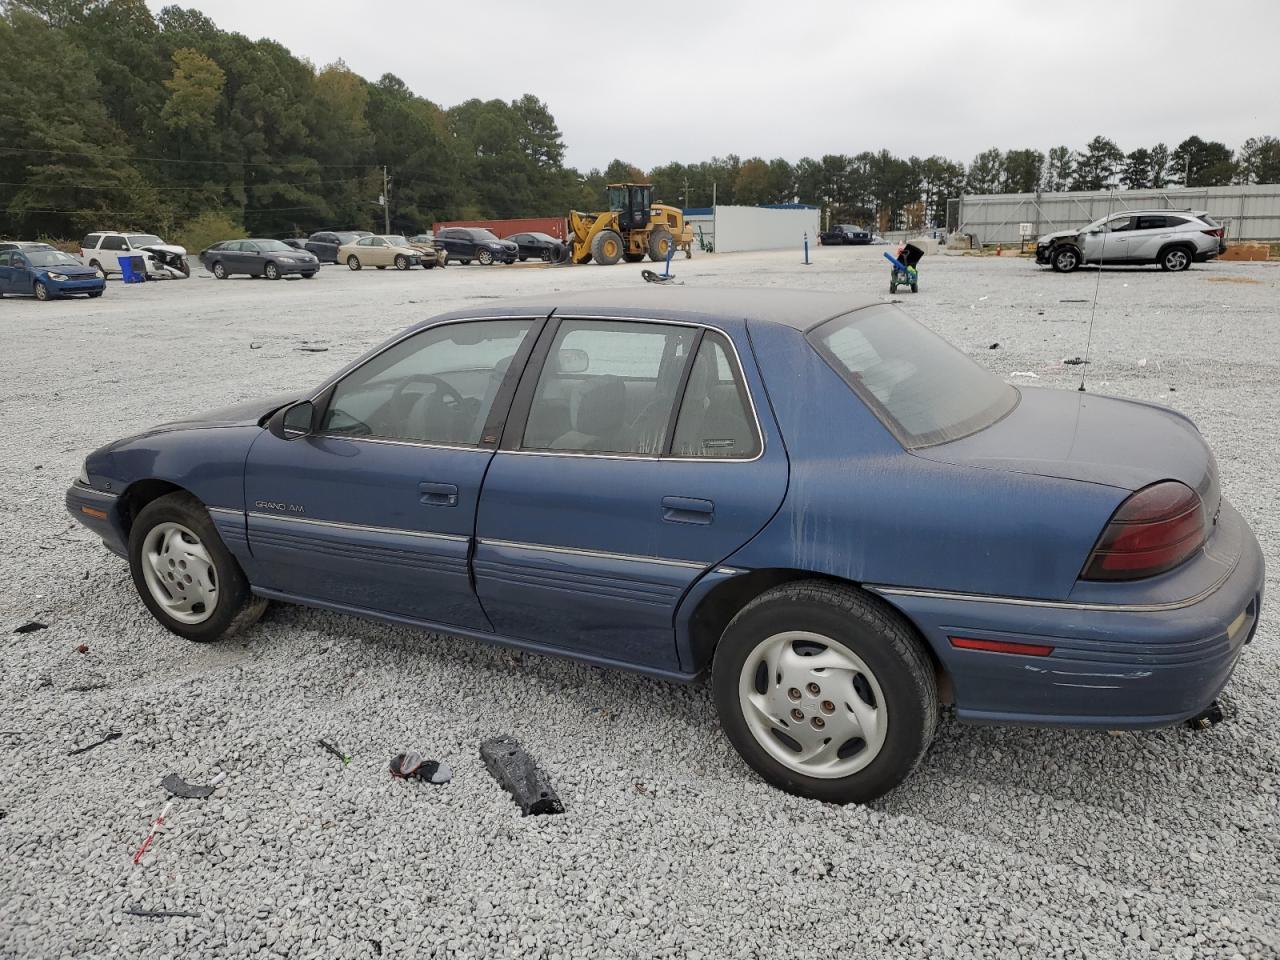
[954,184,1280,244]
[681,204,820,254]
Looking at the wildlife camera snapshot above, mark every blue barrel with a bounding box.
[120,255,147,283]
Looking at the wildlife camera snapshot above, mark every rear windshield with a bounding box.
[1197,213,1220,228]
[809,304,1018,448]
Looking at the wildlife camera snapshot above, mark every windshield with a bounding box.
[256,240,291,252]
[529,233,556,242]
[471,229,500,242]
[809,304,1018,448]
[27,250,81,267]
[128,235,163,247]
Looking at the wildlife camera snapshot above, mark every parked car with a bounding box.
[1036,210,1226,273]
[81,231,190,278]
[434,227,518,265]
[66,288,1262,804]
[820,224,872,245]
[0,245,105,299]
[304,231,372,264]
[198,239,319,280]
[339,235,443,271]
[507,232,566,262]
[281,238,310,252]
[408,233,435,245]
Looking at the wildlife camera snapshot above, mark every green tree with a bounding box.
[966,148,1005,194]
[733,157,770,205]
[1070,136,1124,190]
[1148,143,1172,188]
[1236,135,1280,183]
[1002,149,1044,193]
[161,48,225,133]
[1042,146,1073,191]
[1171,136,1236,186]
[1120,148,1152,189]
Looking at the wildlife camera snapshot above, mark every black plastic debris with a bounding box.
[480,735,563,816]
[295,346,329,353]
[389,752,451,784]
[125,906,200,919]
[161,772,224,799]
[13,622,47,634]
[1060,298,1089,303]
[1186,700,1225,730]
[318,739,351,765]
[1063,357,1089,366]
[68,730,121,756]
[988,342,999,350]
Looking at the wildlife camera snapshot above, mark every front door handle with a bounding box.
[662,496,714,525]
[419,481,458,507]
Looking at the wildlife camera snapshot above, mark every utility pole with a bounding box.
[382,165,391,233]
[683,177,689,210]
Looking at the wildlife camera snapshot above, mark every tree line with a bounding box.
[3,1,1278,246]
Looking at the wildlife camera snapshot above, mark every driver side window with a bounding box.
[322,319,535,446]
[1104,216,1134,233]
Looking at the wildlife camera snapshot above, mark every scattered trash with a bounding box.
[389,753,451,784]
[125,905,200,919]
[587,706,620,721]
[75,644,89,655]
[1186,700,1225,729]
[295,346,329,353]
[1137,358,1148,367]
[1206,276,1262,285]
[1059,299,1088,303]
[988,342,999,350]
[249,342,263,350]
[1169,386,1177,392]
[161,771,225,799]
[1063,357,1089,366]
[978,295,989,301]
[13,622,47,634]
[318,739,351,765]
[68,730,122,755]
[641,269,676,284]
[634,781,651,796]
[132,801,172,865]
[480,735,564,816]
[1010,371,1040,378]
[67,682,108,692]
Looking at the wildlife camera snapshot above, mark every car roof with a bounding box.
[1,241,55,249]
[424,287,880,333]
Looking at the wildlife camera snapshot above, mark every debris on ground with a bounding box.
[132,801,172,865]
[249,342,263,350]
[480,735,564,816]
[988,342,999,350]
[67,730,122,755]
[13,622,47,634]
[1059,298,1089,303]
[67,682,108,692]
[124,906,200,919]
[1010,371,1040,378]
[389,752,451,784]
[161,771,226,799]
[75,644,89,655]
[1063,357,1089,365]
[318,739,351,765]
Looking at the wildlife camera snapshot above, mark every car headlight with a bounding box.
[48,272,69,281]
[79,460,90,484]
[278,257,296,263]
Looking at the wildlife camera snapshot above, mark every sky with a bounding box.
[144,0,1279,171]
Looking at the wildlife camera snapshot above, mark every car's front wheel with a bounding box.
[712,581,938,804]
[1051,246,1080,273]
[1160,246,1192,272]
[264,262,281,280]
[394,254,409,270]
[33,281,51,301]
[477,248,494,265]
[128,492,267,643]
[212,261,228,280]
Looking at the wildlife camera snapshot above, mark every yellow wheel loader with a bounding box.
[567,183,695,265]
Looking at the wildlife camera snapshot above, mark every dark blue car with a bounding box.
[0,244,104,300]
[66,289,1263,802]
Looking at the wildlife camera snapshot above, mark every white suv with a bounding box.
[81,231,190,278]
[1036,210,1226,273]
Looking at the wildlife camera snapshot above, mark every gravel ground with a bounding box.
[1,248,1277,959]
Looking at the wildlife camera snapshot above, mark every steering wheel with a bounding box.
[390,374,464,411]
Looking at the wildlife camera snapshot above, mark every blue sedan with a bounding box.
[0,245,104,299]
[66,289,1263,802]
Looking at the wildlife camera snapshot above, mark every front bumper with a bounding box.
[1035,245,1051,264]
[874,498,1265,728]
[65,482,128,558]
[48,277,106,296]
[276,260,319,275]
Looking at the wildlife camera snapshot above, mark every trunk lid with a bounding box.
[916,386,1219,506]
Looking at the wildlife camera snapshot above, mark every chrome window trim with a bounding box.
[478,537,706,570]
[514,312,766,464]
[246,511,469,543]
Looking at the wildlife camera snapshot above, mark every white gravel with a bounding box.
[1,249,1277,959]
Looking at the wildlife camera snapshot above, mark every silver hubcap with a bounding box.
[1058,252,1076,268]
[140,522,218,624]
[738,631,888,779]
[1168,251,1187,269]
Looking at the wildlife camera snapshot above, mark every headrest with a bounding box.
[574,375,626,437]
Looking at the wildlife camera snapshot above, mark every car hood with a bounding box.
[42,264,99,278]
[109,393,300,445]
[915,386,1219,503]
[139,243,187,256]
[1037,228,1082,244]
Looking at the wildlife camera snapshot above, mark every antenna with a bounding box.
[1077,188,1115,392]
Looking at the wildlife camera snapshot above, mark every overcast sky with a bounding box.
[145,0,1278,171]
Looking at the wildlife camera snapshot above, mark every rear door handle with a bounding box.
[662,496,714,525]
[419,481,458,507]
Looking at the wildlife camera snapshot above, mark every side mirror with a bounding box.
[557,348,589,374]
[268,400,315,441]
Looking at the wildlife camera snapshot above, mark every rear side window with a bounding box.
[671,333,759,459]
[82,234,101,250]
[810,305,1018,448]
[100,235,126,251]
[1136,216,1169,230]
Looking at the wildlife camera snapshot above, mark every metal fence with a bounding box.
[955,184,1280,244]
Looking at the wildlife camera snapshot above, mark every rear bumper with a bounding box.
[872,499,1265,728]
[65,483,128,558]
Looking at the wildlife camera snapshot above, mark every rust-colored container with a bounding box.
[432,217,569,241]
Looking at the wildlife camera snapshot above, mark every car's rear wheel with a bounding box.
[458,259,471,265]
[34,281,51,301]
[212,261,228,279]
[712,581,938,804]
[264,262,280,280]
[1051,246,1080,273]
[477,248,494,265]
[127,492,267,643]
[1160,246,1192,272]
[347,255,361,271]
[301,271,316,279]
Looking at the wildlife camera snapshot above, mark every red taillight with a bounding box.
[1082,481,1207,581]
[1201,228,1224,238]
[949,636,1054,657]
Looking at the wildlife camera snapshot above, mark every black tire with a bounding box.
[375,265,386,270]
[212,261,228,280]
[459,259,471,266]
[88,290,104,298]
[910,283,918,293]
[622,252,646,263]
[889,281,897,294]
[177,259,191,278]
[264,262,280,281]
[347,255,361,271]
[1160,245,1193,272]
[301,272,316,279]
[712,581,939,804]
[1051,246,1080,273]
[590,229,624,266]
[518,255,528,262]
[34,281,50,301]
[647,228,674,262]
[394,254,409,271]
[127,492,268,643]
[477,248,494,265]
